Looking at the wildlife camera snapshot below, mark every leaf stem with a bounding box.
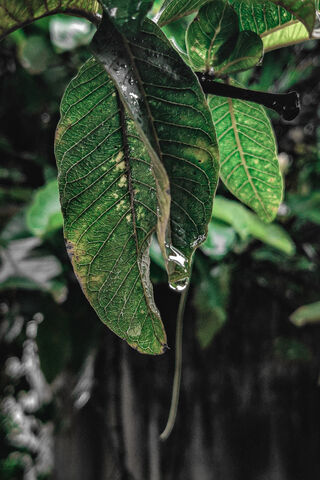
[160,280,190,441]
[197,72,300,120]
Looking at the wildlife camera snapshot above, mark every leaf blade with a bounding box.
[55,58,167,354]
[209,92,283,222]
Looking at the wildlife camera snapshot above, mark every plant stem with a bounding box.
[197,72,300,121]
[160,281,190,441]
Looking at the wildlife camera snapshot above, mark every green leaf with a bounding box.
[157,0,209,26]
[55,57,167,354]
[186,0,239,71]
[0,0,101,40]
[269,0,316,34]
[26,180,63,237]
[290,301,320,327]
[231,0,309,52]
[212,196,295,255]
[186,0,263,74]
[208,90,282,222]
[100,0,153,35]
[91,16,219,290]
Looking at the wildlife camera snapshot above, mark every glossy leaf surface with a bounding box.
[92,16,219,291]
[157,0,209,26]
[231,0,309,52]
[0,0,101,40]
[208,92,282,222]
[55,58,167,354]
[186,1,263,74]
[100,0,153,35]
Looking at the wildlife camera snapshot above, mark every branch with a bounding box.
[197,73,300,121]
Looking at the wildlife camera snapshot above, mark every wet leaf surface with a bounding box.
[55,58,167,354]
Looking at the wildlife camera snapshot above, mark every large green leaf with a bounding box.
[157,0,209,26]
[208,91,282,222]
[186,1,263,74]
[231,0,309,52]
[55,57,167,354]
[0,0,101,40]
[100,0,153,35]
[92,16,219,290]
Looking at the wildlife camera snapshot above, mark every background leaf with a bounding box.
[55,58,167,354]
[211,196,295,255]
[208,90,283,222]
[26,179,63,237]
[0,0,101,40]
[92,16,219,291]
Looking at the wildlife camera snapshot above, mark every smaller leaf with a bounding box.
[100,0,153,35]
[290,301,320,327]
[26,180,63,237]
[208,89,282,222]
[186,1,263,74]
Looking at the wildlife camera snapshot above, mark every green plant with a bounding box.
[0,0,317,351]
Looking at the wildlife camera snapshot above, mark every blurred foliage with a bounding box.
[0,8,320,480]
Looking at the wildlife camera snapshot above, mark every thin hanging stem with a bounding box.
[160,280,190,441]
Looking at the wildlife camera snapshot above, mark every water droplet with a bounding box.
[165,244,190,292]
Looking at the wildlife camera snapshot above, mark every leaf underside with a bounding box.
[0,0,101,40]
[55,57,167,355]
[92,17,219,289]
[209,93,283,222]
